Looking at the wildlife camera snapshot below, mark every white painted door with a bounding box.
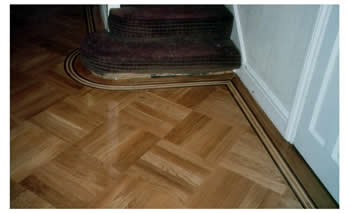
[294,6,339,202]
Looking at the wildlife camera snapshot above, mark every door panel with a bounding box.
[294,5,339,203]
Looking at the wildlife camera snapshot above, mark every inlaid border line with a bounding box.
[226,82,315,208]
[64,49,229,90]
[84,6,95,33]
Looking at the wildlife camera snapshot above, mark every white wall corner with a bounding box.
[233,5,247,65]
[108,4,121,13]
[233,5,288,138]
[236,64,289,138]
[284,5,332,143]
[101,5,121,32]
[99,5,109,32]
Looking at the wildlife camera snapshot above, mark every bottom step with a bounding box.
[65,51,234,89]
[80,31,241,77]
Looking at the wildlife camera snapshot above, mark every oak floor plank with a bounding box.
[219,129,288,195]
[10,121,71,182]
[187,167,254,208]
[31,97,105,143]
[21,146,120,208]
[10,81,67,121]
[194,88,247,126]
[150,86,218,108]
[182,119,232,158]
[11,191,55,209]
[165,111,211,145]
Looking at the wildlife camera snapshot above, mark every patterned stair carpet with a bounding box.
[80,5,241,78]
[108,5,233,40]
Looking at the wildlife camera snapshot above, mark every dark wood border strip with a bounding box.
[225,81,315,208]
[84,6,95,33]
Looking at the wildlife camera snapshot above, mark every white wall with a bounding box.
[231,14,241,51]
[99,5,121,31]
[235,5,320,137]
[239,5,319,111]
[225,5,241,50]
[108,4,120,12]
[99,5,109,31]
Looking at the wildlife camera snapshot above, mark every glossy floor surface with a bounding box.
[10,6,302,208]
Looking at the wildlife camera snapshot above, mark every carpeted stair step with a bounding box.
[108,5,233,40]
[80,31,241,75]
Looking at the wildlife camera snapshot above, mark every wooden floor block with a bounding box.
[181,119,232,158]
[31,98,104,143]
[117,93,191,138]
[10,121,70,182]
[10,81,67,121]
[11,181,54,209]
[20,147,120,208]
[88,174,149,208]
[258,190,303,208]
[75,120,160,172]
[187,167,255,208]
[219,129,288,194]
[194,87,247,126]
[150,86,217,108]
[125,140,214,204]
[11,190,54,209]
[165,111,211,145]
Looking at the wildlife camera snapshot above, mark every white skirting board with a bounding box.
[232,5,288,140]
[235,64,289,139]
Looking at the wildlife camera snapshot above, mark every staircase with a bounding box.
[80,5,241,79]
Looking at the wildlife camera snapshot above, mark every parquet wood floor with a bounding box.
[10,6,303,208]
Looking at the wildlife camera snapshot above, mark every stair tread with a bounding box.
[109,5,232,21]
[108,5,233,40]
[81,32,240,63]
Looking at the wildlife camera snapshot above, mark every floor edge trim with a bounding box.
[225,81,315,209]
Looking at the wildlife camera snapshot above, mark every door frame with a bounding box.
[284,5,333,143]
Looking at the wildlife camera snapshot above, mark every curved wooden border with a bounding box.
[63,6,316,209]
[227,83,316,208]
[64,49,230,90]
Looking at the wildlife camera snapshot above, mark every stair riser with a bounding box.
[81,58,240,69]
[108,17,232,39]
[108,6,234,39]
